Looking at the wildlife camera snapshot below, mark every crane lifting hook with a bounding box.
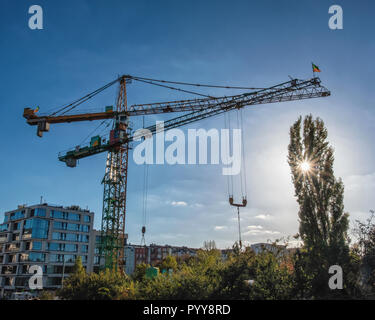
[229,196,247,249]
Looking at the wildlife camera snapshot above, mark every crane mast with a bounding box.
[23,74,331,271]
[101,76,130,270]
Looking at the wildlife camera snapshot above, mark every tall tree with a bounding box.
[288,115,350,297]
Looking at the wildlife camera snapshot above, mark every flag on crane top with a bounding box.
[33,106,40,113]
[312,63,321,72]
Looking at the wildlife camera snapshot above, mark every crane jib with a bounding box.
[54,77,330,166]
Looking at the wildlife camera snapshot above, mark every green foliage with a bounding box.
[159,255,178,272]
[135,249,224,300]
[38,290,56,300]
[215,247,294,300]
[288,115,351,298]
[131,263,150,282]
[58,258,135,300]
[353,212,375,297]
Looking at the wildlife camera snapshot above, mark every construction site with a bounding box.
[3,0,375,305]
[20,74,330,272]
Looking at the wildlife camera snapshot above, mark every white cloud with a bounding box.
[214,226,227,231]
[254,214,272,220]
[247,225,263,230]
[243,229,280,236]
[170,201,188,207]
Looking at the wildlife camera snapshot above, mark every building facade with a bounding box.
[124,243,199,275]
[0,204,95,297]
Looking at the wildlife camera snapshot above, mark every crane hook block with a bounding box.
[142,226,146,234]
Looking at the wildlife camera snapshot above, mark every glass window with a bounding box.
[79,234,89,243]
[81,245,88,253]
[66,233,78,241]
[52,232,61,240]
[31,219,49,239]
[49,242,62,251]
[84,215,91,223]
[67,223,79,231]
[49,254,76,263]
[80,255,88,263]
[65,244,78,252]
[32,241,42,250]
[0,224,9,232]
[51,210,65,219]
[64,255,76,263]
[80,225,90,233]
[49,254,63,262]
[68,213,80,221]
[35,208,46,217]
[28,252,45,262]
[53,221,66,230]
[10,211,24,220]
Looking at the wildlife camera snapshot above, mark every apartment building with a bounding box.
[124,243,199,275]
[0,203,95,297]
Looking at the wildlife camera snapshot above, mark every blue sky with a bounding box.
[0,0,374,248]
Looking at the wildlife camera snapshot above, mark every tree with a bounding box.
[353,211,375,297]
[159,255,178,272]
[288,115,351,298]
[58,257,135,300]
[58,257,87,300]
[203,240,217,251]
[131,263,150,282]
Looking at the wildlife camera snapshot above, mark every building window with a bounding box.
[79,234,89,243]
[20,252,46,262]
[68,213,80,221]
[31,208,46,217]
[48,243,78,252]
[84,215,91,223]
[49,254,76,263]
[10,211,24,221]
[31,219,49,239]
[81,245,88,253]
[80,225,90,233]
[51,210,65,219]
[32,242,42,250]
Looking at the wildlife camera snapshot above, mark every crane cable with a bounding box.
[236,109,248,198]
[240,108,248,197]
[47,78,119,117]
[44,75,263,117]
[131,75,265,90]
[224,112,234,197]
[132,77,215,99]
[141,116,149,246]
[77,119,111,147]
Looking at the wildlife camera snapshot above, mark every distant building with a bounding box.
[0,203,95,297]
[250,243,287,256]
[124,243,199,275]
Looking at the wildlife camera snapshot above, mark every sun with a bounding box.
[299,161,311,173]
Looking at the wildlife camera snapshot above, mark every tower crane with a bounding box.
[23,74,330,270]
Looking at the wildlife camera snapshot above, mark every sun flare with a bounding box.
[300,161,311,173]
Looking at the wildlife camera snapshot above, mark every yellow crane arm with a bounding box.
[23,107,116,125]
